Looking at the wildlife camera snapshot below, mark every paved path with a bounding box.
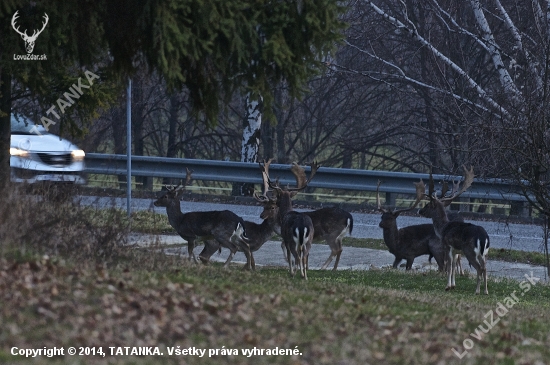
[130,234,548,283]
[83,196,547,252]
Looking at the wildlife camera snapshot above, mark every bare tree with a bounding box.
[336,0,550,270]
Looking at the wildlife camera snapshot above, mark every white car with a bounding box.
[10,114,86,184]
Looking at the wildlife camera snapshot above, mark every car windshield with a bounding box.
[10,114,47,135]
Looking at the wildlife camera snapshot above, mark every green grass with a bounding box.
[0,247,549,365]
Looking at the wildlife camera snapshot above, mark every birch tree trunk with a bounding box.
[232,93,262,196]
[240,93,263,163]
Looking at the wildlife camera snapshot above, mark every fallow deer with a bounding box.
[377,180,446,270]
[198,160,281,270]
[261,161,320,280]
[259,162,353,271]
[425,212,464,275]
[279,208,353,271]
[418,166,490,294]
[304,207,353,271]
[153,168,250,267]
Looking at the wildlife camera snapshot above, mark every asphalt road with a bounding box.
[81,195,547,253]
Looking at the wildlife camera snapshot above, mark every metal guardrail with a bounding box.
[84,153,527,202]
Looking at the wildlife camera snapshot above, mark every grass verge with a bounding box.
[0,246,549,365]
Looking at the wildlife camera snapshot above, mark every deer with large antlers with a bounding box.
[261,161,319,279]
[261,160,353,271]
[376,180,446,271]
[153,168,250,267]
[198,160,281,270]
[12,11,49,54]
[418,166,490,294]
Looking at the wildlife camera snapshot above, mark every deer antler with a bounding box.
[440,180,449,198]
[259,160,280,191]
[287,161,320,192]
[164,167,193,194]
[376,180,387,213]
[377,179,426,214]
[439,165,474,204]
[254,159,275,203]
[184,167,193,186]
[259,160,319,194]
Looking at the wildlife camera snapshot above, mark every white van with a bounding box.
[10,114,86,184]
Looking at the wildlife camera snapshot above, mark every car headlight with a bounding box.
[10,147,30,158]
[71,149,85,161]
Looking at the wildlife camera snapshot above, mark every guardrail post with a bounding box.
[385,192,395,207]
[459,197,470,213]
[510,201,530,217]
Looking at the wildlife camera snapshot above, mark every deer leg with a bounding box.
[473,251,488,295]
[299,243,308,280]
[320,253,335,270]
[483,263,488,295]
[298,245,304,278]
[405,258,414,270]
[392,257,402,269]
[241,253,256,271]
[245,251,254,271]
[239,243,253,271]
[290,247,300,277]
[332,249,342,271]
[446,249,455,291]
[198,240,219,265]
[475,268,482,295]
[482,249,489,294]
[305,243,312,276]
[451,256,457,289]
[332,240,343,271]
[469,256,483,295]
[281,242,290,263]
[185,239,199,263]
[284,241,295,276]
[321,240,343,271]
[223,250,236,268]
[455,254,464,275]
[434,251,445,272]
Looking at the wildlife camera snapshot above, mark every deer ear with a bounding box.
[290,191,298,198]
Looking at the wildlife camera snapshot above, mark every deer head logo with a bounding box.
[11,11,49,54]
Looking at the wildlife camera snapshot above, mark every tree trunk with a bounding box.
[0,70,12,188]
[342,148,353,168]
[232,93,262,196]
[241,93,262,162]
[261,119,274,161]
